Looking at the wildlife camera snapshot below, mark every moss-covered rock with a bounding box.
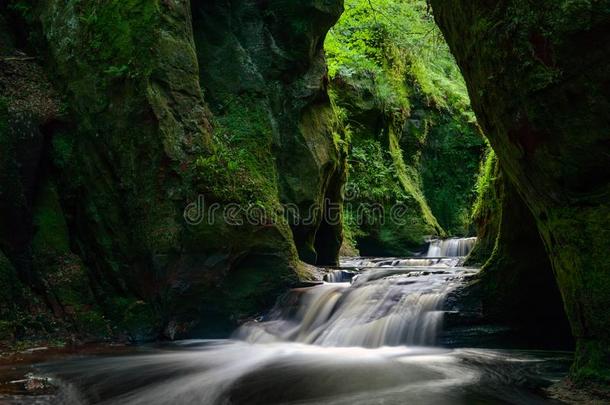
[326,0,484,255]
[464,149,501,265]
[331,92,444,255]
[419,108,485,236]
[191,0,345,266]
[29,0,307,335]
[1,0,348,339]
[432,0,610,386]
[465,171,572,344]
[31,177,115,338]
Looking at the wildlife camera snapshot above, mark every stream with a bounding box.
[1,238,572,404]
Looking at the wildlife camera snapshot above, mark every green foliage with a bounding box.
[420,113,485,235]
[341,127,443,254]
[342,208,367,248]
[104,64,129,78]
[195,95,279,210]
[327,0,484,249]
[75,0,159,79]
[462,147,501,265]
[325,0,472,117]
[471,148,499,223]
[348,138,405,202]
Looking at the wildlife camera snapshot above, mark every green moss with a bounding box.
[32,250,112,337]
[190,0,344,268]
[6,0,334,338]
[462,176,573,349]
[431,0,610,385]
[572,339,610,385]
[221,254,298,320]
[340,127,442,255]
[194,95,279,210]
[49,0,158,80]
[24,0,222,334]
[27,177,116,338]
[106,297,158,341]
[74,310,109,337]
[465,148,502,265]
[470,149,498,221]
[419,112,485,235]
[327,0,484,253]
[388,126,440,233]
[326,0,473,117]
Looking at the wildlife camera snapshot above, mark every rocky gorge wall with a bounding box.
[190,0,346,266]
[2,0,609,391]
[450,155,573,350]
[326,0,485,256]
[0,0,344,343]
[431,0,610,386]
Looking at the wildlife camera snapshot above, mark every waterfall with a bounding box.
[340,257,460,268]
[32,251,566,405]
[236,260,474,348]
[324,269,358,283]
[426,237,477,258]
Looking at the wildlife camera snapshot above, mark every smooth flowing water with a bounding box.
[426,237,477,258]
[236,258,468,347]
[3,238,572,404]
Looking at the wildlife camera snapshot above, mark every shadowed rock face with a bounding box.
[190,0,345,267]
[431,0,610,385]
[448,168,573,351]
[0,0,344,339]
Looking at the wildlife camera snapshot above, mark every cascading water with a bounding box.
[235,237,478,348]
[236,264,466,347]
[426,237,477,258]
[14,237,571,405]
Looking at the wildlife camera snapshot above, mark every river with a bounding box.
[0,238,572,404]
